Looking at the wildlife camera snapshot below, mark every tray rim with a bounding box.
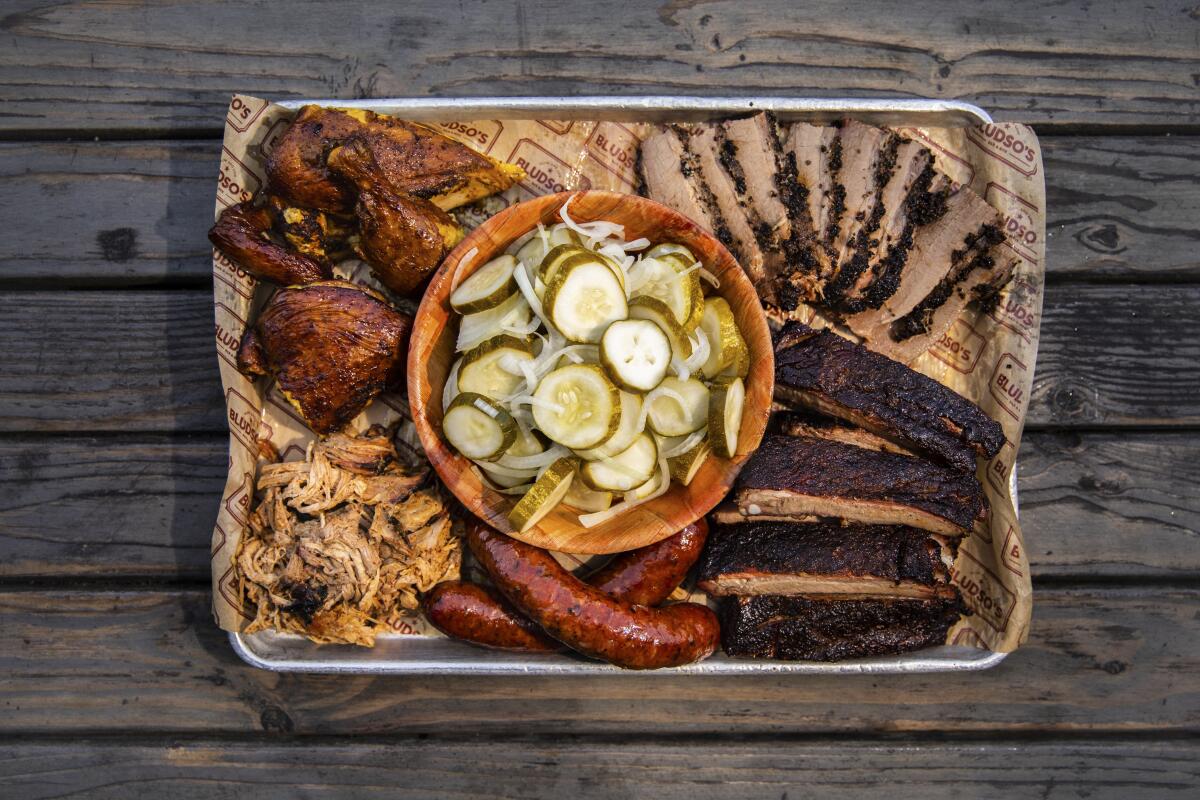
[229,93,1012,675]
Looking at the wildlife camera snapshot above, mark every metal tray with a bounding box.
[230,95,1008,675]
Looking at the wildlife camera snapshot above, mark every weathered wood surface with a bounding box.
[3,431,1196,580]
[2,587,1195,735]
[2,0,1199,134]
[1,284,1194,433]
[4,136,1199,286]
[2,739,1196,799]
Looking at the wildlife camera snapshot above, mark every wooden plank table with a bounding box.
[1,1,1197,796]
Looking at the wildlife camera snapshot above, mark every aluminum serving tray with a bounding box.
[231,95,1009,675]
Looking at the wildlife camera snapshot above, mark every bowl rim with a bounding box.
[407,189,775,554]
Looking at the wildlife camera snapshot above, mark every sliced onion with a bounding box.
[579,455,670,528]
[442,359,462,412]
[697,267,720,287]
[513,258,556,335]
[622,237,650,252]
[498,443,569,470]
[661,429,706,459]
[637,385,688,433]
[471,460,539,479]
[560,194,626,244]
[449,246,479,293]
[510,394,565,414]
[683,328,711,375]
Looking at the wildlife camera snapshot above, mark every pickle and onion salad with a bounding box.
[442,198,750,531]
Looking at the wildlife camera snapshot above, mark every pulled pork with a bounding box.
[237,426,461,646]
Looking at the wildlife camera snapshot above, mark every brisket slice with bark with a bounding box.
[770,409,918,457]
[697,520,958,599]
[719,593,967,661]
[735,434,986,537]
[773,322,1005,470]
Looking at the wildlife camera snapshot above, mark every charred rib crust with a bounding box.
[719,594,967,661]
[736,435,986,533]
[773,323,1006,464]
[698,520,955,593]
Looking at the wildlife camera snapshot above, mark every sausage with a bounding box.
[424,521,709,653]
[468,523,720,670]
[587,519,709,604]
[424,581,559,652]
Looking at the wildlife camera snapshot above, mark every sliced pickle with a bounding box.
[537,244,591,285]
[456,291,532,352]
[532,364,620,449]
[644,243,696,263]
[625,470,665,500]
[667,439,711,485]
[450,254,518,314]
[698,296,743,378]
[599,318,670,393]
[479,464,534,489]
[646,376,709,436]
[443,392,517,461]
[718,330,751,379]
[627,296,692,360]
[562,481,614,513]
[580,433,658,492]
[629,256,702,331]
[458,334,537,400]
[543,258,628,343]
[576,391,641,461]
[709,376,745,458]
[507,456,577,532]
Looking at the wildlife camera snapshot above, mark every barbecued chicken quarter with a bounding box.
[208,201,333,286]
[718,593,968,661]
[734,434,986,537]
[698,520,958,600]
[235,280,413,436]
[772,321,1005,470]
[267,105,524,214]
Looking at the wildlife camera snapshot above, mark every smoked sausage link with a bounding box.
[468,523,720,669]
[424,581,559,652]
[424,521,708,653]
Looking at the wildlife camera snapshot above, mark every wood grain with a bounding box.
[2,587,1196,735]
[1,739,1196,799]
[3,431,1197,581]
[411,191,774,553]
[1,1,1198,134]
[1,284,1194,433]
[5,136,1200,287]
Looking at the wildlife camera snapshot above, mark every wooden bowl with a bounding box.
[408,191,774,554]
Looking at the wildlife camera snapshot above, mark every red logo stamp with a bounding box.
[930,316,986,374]
[951,549,1017,633]
[1000,525,1025,577]
[223,470,255,527]
[585,121,641,186]
[984,440,1016,501]
[508,139,593,197]
[988,275,1039,344]
[226,96,269,133]
[213,248,257,300]
[217,147,262,205]
[986,182,1040,265]
[215,302,247,370]
[537,120,575,136]
[967,124,1039,178]
[435,120,504,154]
[226,387,261,454]
[989,353,1029,421]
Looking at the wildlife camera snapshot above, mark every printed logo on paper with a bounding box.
[217,147,262,205]
[1000,525,1025,577]
[967,125,1039,178]
[215,302,247,370]
[984,440,1017,502]
[536,120,576,136]
[508,139,593,198]
[930,316,986,374]
[585,121,641,187]
[986,182,1040,265]
[226,387,262,454]
[223,470,255,527]
[226,96,270,133]
[219,564,253,620]
[213,248,256,300]
[951,626,987,649]
[989,353,1029,422]
[952,549,1018,633]
[434,120,505,154]
[988,275,1039,344]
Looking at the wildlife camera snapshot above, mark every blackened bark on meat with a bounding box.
[697,520,956,594]
[717,136,748,196]
[675,128,736,249]
[890,224,1005,342]
[282,581,329,624]
[735,435,986,534]
[822,135,846,249]
[718,594,967,661]
[773,323,1006,465]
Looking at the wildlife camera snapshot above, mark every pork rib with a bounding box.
[773,322,1005,470]
[719,593,967,661]
[735,434,986,537]
[698,520,958,599]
